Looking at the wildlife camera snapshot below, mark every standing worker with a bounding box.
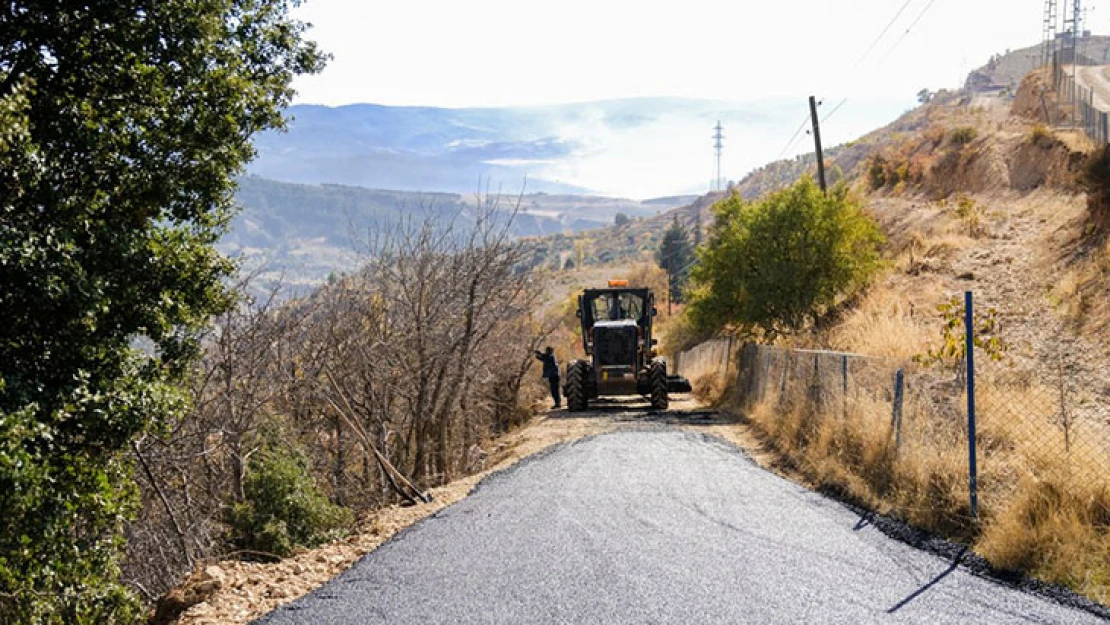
[534,346,561,409]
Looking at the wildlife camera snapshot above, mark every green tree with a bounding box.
[0,2,324,621]
[656,217,695,303]
[687,178,884,338]
[614,212,630,226]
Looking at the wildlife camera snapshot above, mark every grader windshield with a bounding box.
[588,291,645,322]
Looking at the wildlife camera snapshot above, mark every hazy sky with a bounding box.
[283,0,1085,197]
[291,0,1062,107]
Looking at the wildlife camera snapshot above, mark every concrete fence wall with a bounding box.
[673,337,735,384]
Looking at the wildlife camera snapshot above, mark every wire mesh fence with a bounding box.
[978,355,1110,488]
[735,345,967,476]
[677,318,1110,532]
[1051,49,1110,145]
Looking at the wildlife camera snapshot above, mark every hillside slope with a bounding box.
[964,36,1110,92]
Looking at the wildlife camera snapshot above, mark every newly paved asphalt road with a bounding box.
[258,428,1106,624]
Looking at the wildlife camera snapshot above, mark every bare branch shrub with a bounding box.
[123,195,543,600]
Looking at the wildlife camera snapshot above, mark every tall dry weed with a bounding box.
[828,284,936,360]
[744,363,1110,600]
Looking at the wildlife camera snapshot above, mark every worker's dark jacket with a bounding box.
[535,352,559,378]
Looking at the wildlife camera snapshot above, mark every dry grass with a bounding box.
[975,375,1110,603]
[740,357,1110,603]
[979,472,1110,604]
[827,279,940,361]
[744,283,1110,600]
[691,373,729,406]
[1052,237,1110,333]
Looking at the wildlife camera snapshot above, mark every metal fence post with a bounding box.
[778,352,789,406]
[965,291,979,521]
[841,355,849,419]
[891,369,904,450]
[724,336,733,379]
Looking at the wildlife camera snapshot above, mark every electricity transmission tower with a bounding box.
[712,121,724,192]
[1043,0,1058,66]
[1063,0,1081,54]
[1074,0,1083,41]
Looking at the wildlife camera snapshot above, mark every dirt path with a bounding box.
[950,192,1110,383]
[878,191,1110,437]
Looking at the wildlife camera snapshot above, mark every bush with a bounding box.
[1030,123,1053,146]
[947,195,987,237]
[687,178,884,338]
[0,404,143,623]
[658,309,713,358]
[1082,144,1110,231]
[868,155,888,190]
[950,126,978,146]
[230,432,352,557]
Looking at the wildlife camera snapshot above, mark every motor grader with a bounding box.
[563,281,691,411]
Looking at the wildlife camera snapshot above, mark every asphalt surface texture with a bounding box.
[257,425,1107,624]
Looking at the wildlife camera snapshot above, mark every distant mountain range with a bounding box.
[226,176,695,294]
[247,97,913,198]
[250,103,590,195]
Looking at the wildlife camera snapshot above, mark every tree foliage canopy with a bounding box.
[656,217,694,303]
[686,178,884,339]
[0,2,324,620]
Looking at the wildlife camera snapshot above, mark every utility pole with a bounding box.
[808,96,827,194]
[712,121,724,192]
[1064,0,1081,119]
[666,273,672,316]
[694,208,702,247]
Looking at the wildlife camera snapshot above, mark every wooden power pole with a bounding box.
[809,95,827,193]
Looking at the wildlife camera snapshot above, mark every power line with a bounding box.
[770,0,936,166]
[777,113,812,159]
[877,0,940,66]
[821,97,849,124]
[777,97,845,161]
[855,0,915,67]
[791,1,912,156]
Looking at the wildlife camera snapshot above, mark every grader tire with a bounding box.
[566,360,588,412]
[650,361,669,410]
